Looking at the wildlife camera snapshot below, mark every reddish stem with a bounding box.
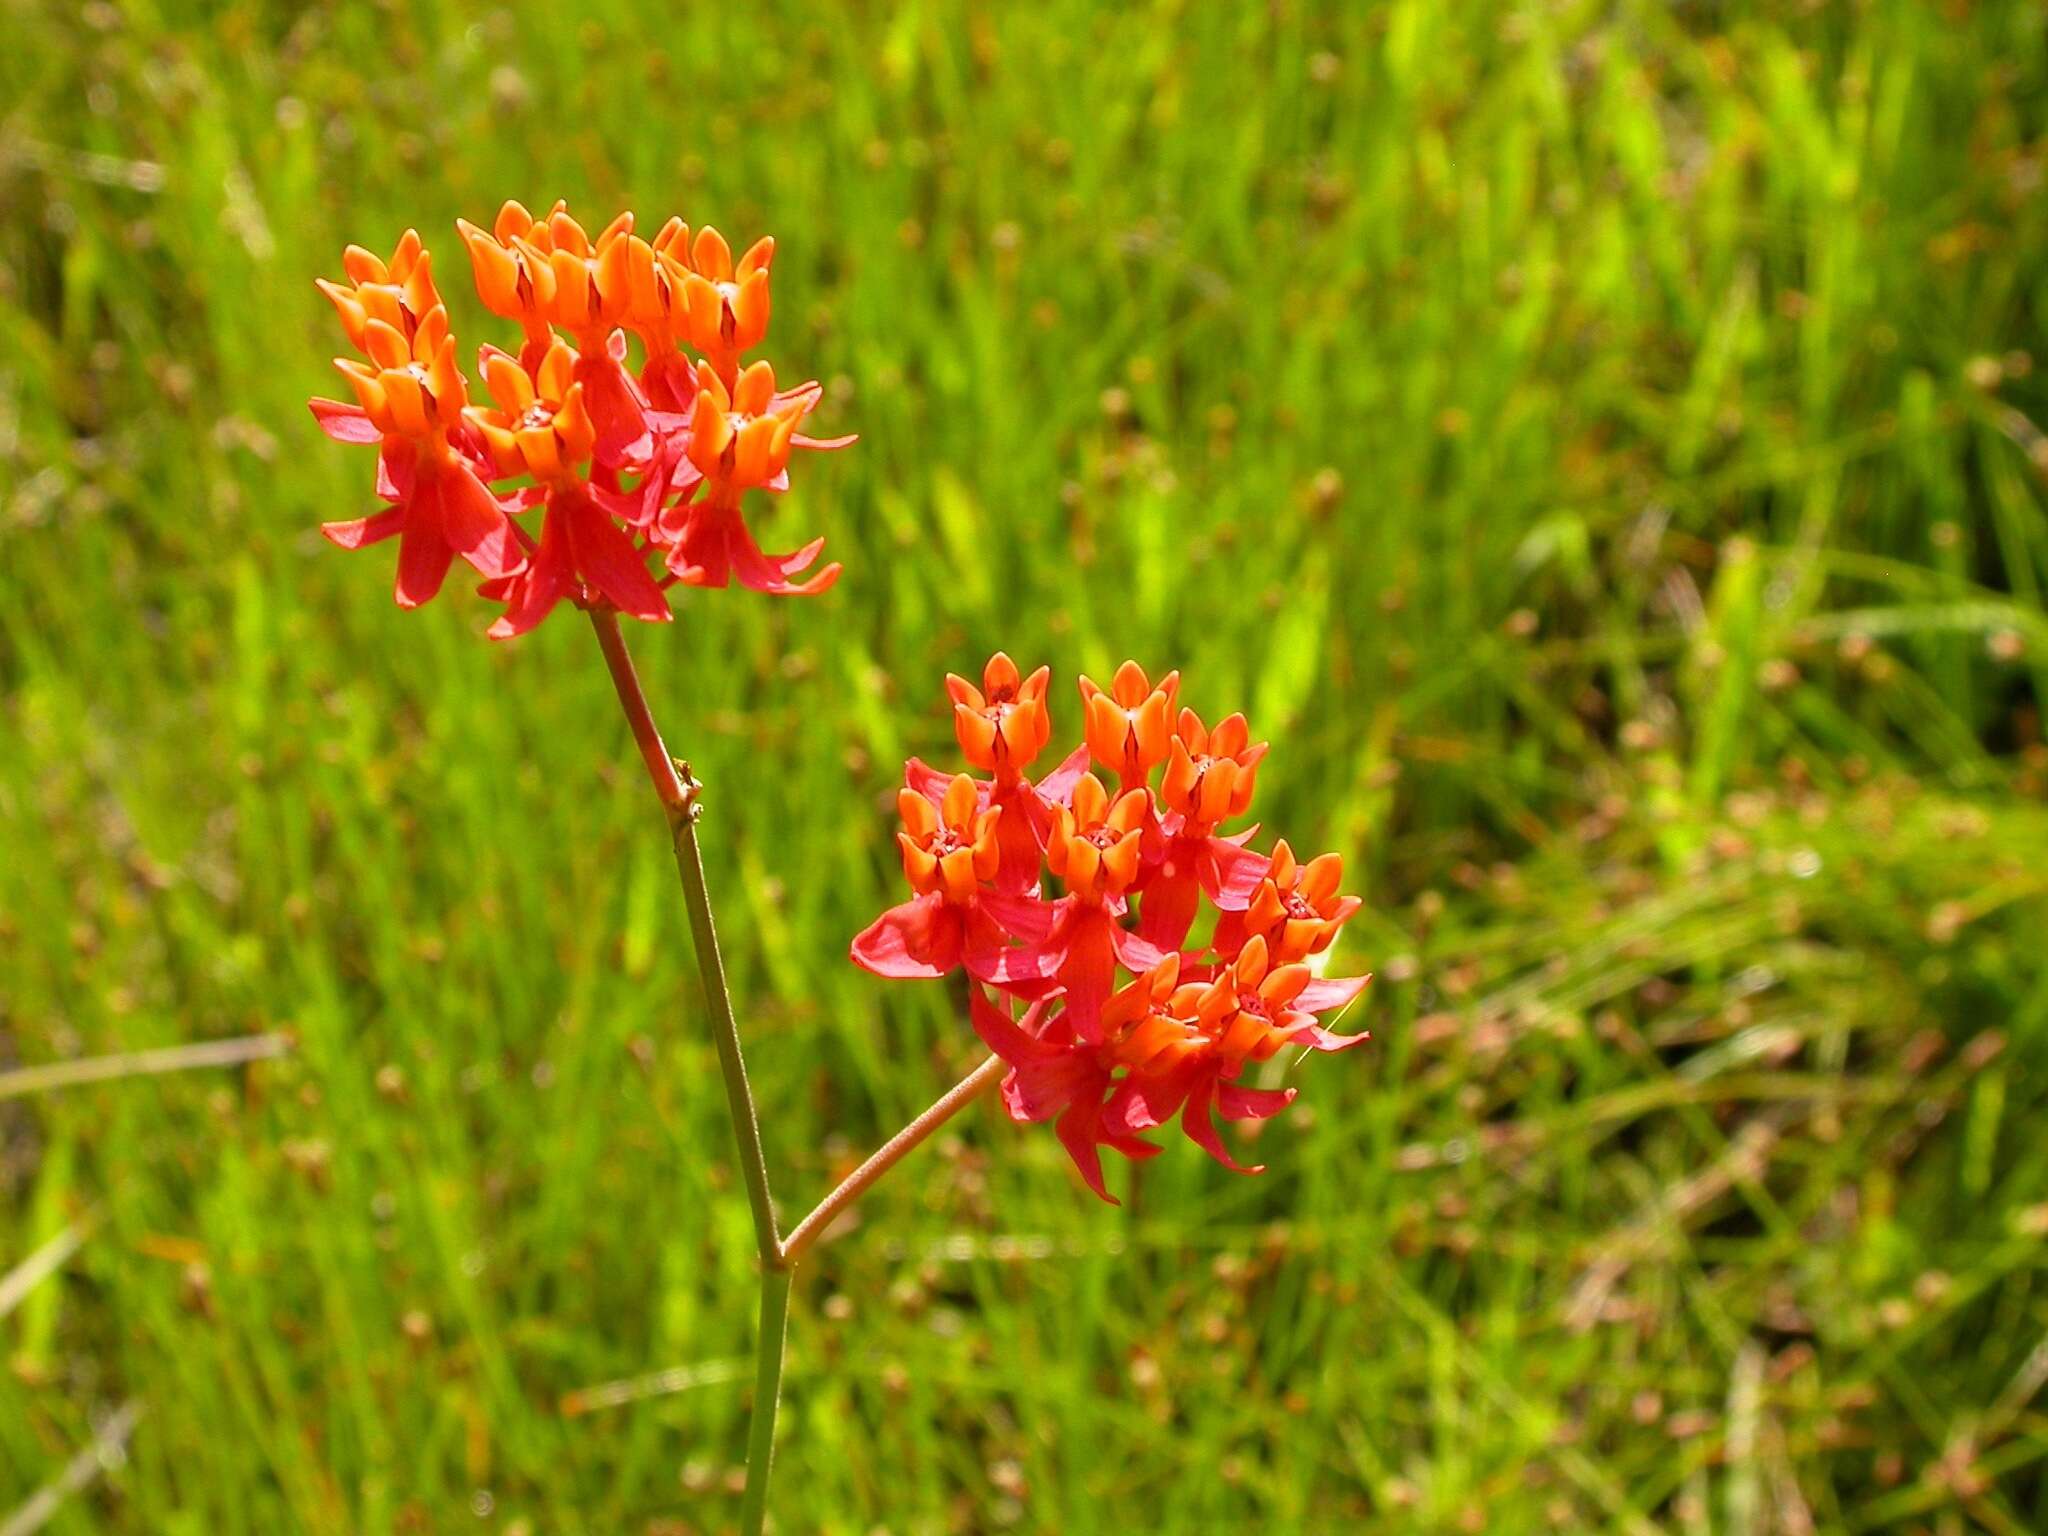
[779,1053,1008,1266]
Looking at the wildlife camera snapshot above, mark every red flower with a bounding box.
[1137,707,1274,949]
[313,207,853,636]
[464,339,668,639]
[851,773,1052,988]
[1014,772,1160,1039]
[855,659,1374,1201]
[310,266,523,608]
[653,360,853,596]
[669,225,777,384]
[971,939,1369,1201]
[968,986,1161,1204]
[1103,938,1369,1173]
[1213,840,1363,964]
[683,360,846,492]
[944,653,1056,891]
[948,653,1053,781]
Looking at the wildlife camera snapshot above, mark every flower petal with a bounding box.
[309,397,384,444]
[727,515,840,596]
[1179,1077,1263,1175]
[393,481,454,608]
[564,493,669,621]
[1032,743,1093,809]
[1201,835,1271,910]
[1135,862,1201,951]
[321,507,405,549]
[1054,1105,1118,1204]
[435,461,523,579]
[849,893,962,979]
[978,889,1057,945]
[1294,974,1371,1015]
[1216,1083,1296,1121]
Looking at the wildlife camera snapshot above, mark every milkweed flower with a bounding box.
[1079,661,1180,792]
[457,201,653,467]
[684,360,822,491]
[854,658,1371,1201]
[1214,840,1363,964]
[310,237,524,608]
[310,203,853,637]
[668,225,776,384]
[465,340,668,638]
[945,653,1058,891]
[1140,707,1273,949]
[659,360,853,595]
[851,773,1052,987]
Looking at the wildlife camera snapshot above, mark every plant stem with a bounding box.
[739,1265,792,1536]
[587,608,1013,1534]
[590,608,781,1265]
[780,1053,1007,1265]
[589,609,787,1534]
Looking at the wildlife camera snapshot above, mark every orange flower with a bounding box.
[1078,662,1180,788]
[317,228,442,356]
[465,339,596,485]
[684,359,815,491]
[1178,937,1314,1074]
[1160,708,1267,828]
[457,200,636,348]
[665,225,775,380]
[897,773,1002,905]
[946,653,1052,779]
[1227,840,1362,963]
[860,657,1373,1200]
[315,203,853,632]
[1098,956,1206,1077]
[331,306,467,442]
[1046,772,1148,904]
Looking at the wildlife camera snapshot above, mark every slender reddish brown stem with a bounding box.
[779,1053,1008,1265]
[590,605,692,814]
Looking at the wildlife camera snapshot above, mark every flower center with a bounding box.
[1283,891,1318,921]
[405,362,439,414]
[518,401,555,431]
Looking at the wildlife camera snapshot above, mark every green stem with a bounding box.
[588,608,1014,1534]
[588,609,786,1528]
[667,807,782,1265]
[740,1266,792,1536]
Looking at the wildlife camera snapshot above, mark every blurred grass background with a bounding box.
[4,1,2048,1531]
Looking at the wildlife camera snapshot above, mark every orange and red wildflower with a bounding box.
[854,658,1371,1201]
[311,202,853,636]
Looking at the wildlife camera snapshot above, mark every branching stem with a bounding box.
[588,607,1010,1534]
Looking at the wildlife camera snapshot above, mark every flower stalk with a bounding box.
[591,606,1005,1532]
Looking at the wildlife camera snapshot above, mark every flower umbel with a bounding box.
[312,203,855,637]
[855,657,1372,1201]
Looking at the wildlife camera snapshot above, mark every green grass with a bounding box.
[4,1,2048,1530]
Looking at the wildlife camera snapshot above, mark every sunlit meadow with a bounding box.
[4,3,2048,1532]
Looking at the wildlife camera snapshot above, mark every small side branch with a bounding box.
[780,1054,1008,1266]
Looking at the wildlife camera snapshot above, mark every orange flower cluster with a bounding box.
[854,656,1370,1201]
[310,203,853,638]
